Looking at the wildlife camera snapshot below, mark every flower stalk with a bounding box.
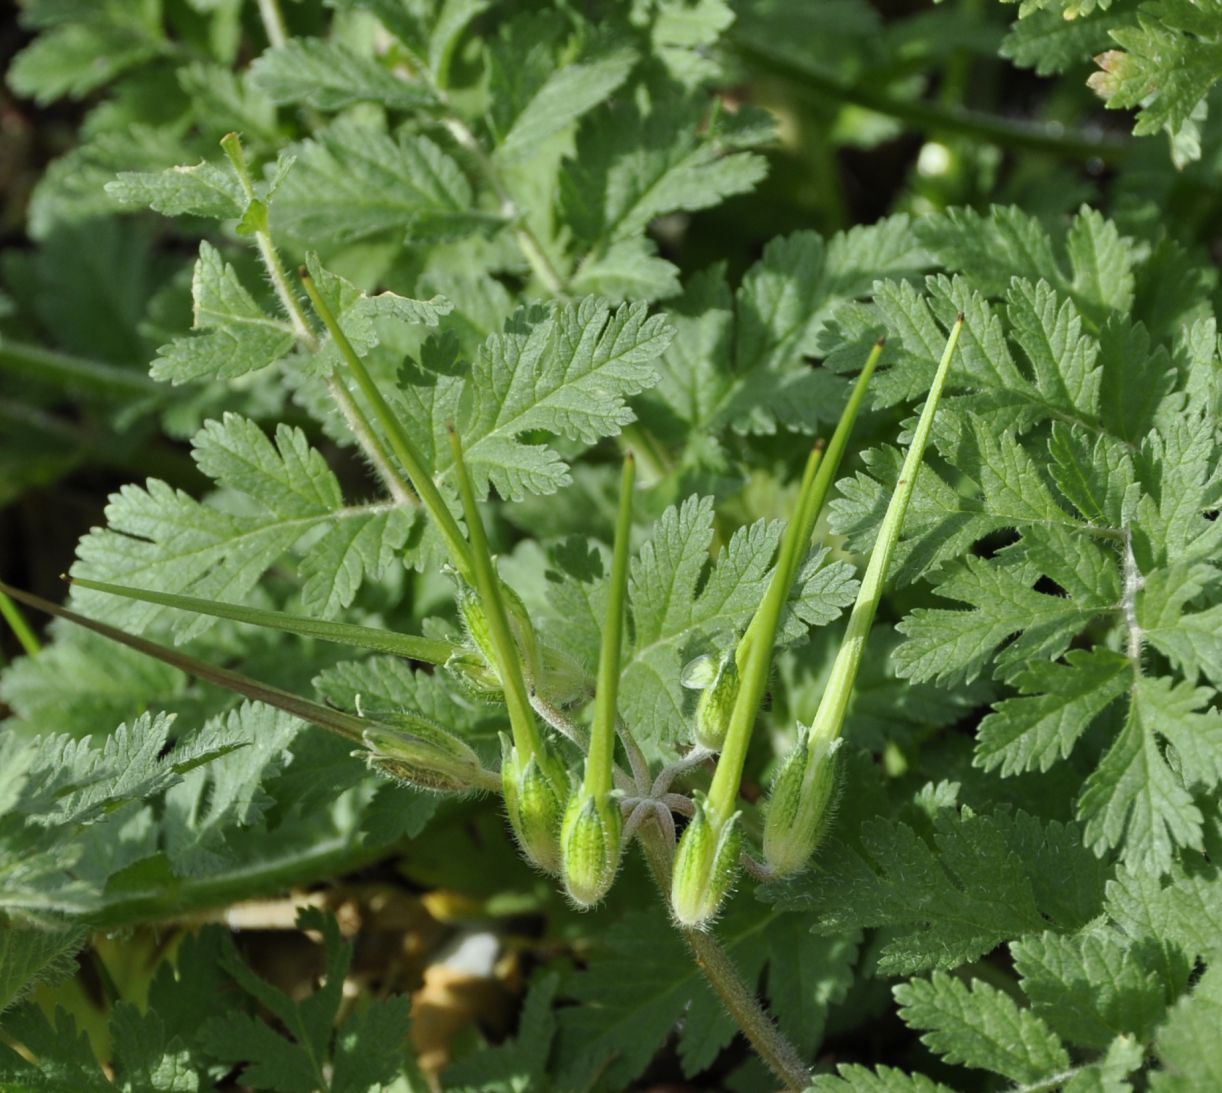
[0,582,411,750]
[300,267,476,583]
[0,585,41,658]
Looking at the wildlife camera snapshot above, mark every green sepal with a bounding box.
[560,788,624,907]
[762,731,843,876]
[445,649,504,700]
[669,792,742,929]
[692,652,740,752]
[362,715,498,795]
[459,582,541,684]
[501,734,570,875]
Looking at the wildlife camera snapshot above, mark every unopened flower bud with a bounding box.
[501,735,569,874]
[446,649,503,700]
[763,731,842,876]
[560,789,623,907]
[362,716,492,794]
[692,654,740,752]
[670,793,742,929]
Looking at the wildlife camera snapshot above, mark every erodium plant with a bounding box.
[0,297,961,1089]
[3,2,1222,1091]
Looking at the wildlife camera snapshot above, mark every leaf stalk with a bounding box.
[67,577,457,664]
[301,270,476,582]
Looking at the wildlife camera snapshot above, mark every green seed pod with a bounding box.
[762,732,842,876]
[460,584,541,684]
[669,793,742,929]
[362,716,492,794]
[560,789,623,907]
[692,653,740,752]
[501,735,570,875]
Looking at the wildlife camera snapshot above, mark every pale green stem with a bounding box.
[68,577,457,663]
[447,427,542,760]
[255,0,288,48]
[585,456,635,797]
[300,270,475,581]
[0,587,41,656]
[218,132,412,505]
[707,447,825,823]
[807,315,964,753]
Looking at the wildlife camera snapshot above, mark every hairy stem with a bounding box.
[302,268,476,578]
[636,826,811,1090]
[218,133,413,505]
